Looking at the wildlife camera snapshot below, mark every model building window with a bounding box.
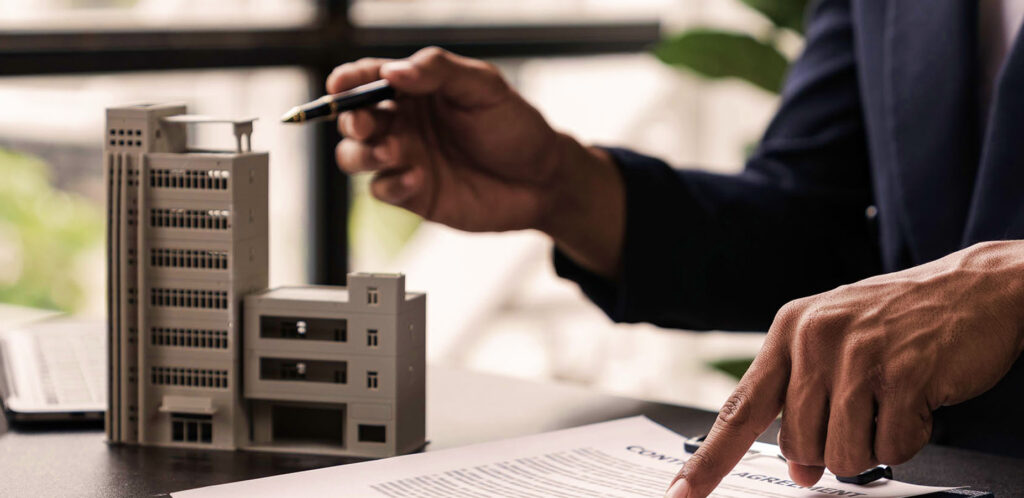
[152,366,228,389]
[260,358,347,384]
[261,316,347,342]
[170,413,212,443]
[367,329,379,347]
[366,371,379,390]
[358,424,386,443]
[367,287,379,306]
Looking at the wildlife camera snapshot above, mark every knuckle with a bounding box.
[794,307,855,358]
[873,364,903,396]
[844,332,883,364]
[790,326,819,361]
[717,386,754,428]
[775,299,804,325]
[337,61,358,75]
[357,57,389,78]
[353,58,373,70]
[415,46,449,64]
[830,394,861,416]
[479,60,501,75]
[772,298,813,338]
[795,303,841,340]
[358,56,385,67]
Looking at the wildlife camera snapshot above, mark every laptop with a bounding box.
[0,317,105,422]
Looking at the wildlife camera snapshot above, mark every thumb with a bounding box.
[380,46,509,108]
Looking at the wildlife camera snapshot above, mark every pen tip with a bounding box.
[280,108,300,123]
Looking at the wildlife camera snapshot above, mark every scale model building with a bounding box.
[244,276,426,457]
[104,103,425,457]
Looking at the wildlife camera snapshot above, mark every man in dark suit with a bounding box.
[327,0,1024,495]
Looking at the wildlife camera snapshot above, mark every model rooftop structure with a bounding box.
[105,104,425,457]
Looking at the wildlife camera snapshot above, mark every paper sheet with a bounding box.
[173,416,957,497]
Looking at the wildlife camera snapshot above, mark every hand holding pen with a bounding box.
[293,47,626,279]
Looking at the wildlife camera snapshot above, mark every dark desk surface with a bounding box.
[1,366,1021,497]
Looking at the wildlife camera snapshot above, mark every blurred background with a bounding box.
[0,0,806,411]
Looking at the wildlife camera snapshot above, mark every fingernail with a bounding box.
[665,479,690,498]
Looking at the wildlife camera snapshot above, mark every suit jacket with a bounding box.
[555,0,1024,456]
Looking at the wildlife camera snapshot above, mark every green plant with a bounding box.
[0,148,103,312]
[708,357,756,382]
[653,0,809,94]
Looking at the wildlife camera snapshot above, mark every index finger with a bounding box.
[326,57,392,94]
[667,338,790,497]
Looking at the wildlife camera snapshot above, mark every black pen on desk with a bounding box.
[281,79,395,123]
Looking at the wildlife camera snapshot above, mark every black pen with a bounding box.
[280,79,395,123]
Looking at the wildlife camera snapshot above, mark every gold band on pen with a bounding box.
[282,80,393,124]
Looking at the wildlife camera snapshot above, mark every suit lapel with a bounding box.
[964,22,1024,243]
[885,1,980,263]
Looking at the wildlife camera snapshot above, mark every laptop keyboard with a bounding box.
[35,331,104,405]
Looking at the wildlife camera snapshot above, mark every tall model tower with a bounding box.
[105,105,268,449]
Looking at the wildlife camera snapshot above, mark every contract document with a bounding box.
[174,416,957,497]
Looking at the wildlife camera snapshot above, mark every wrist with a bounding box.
[965,240,1024,355]
[1006,241,1024,354]
[535,133,625,279]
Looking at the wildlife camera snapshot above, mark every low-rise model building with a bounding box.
[244,275,426,457]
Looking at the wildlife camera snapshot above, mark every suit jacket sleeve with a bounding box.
[554,0,883,331]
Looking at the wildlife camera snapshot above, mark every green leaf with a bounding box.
[708,357,755,381]
[653,29,789,94]
[739,0,809,34]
